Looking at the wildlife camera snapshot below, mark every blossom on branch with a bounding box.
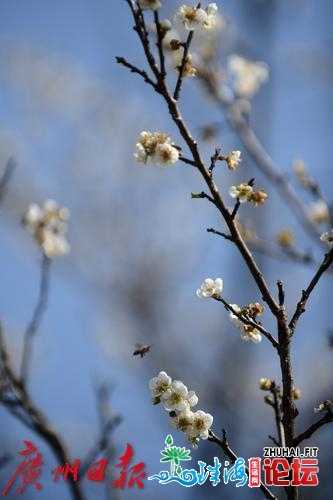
[174,3,218,31]
[196,277,223,298]
[134,131,179,166]
[23,200,70,258]
[226,150,241,170]
[229,183,253,203]
[149,371,213,448]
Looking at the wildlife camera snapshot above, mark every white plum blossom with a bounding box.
[196,278,223,298]
[170,409,194,432]
[149,371,172,397]
[154,142,179,166]
[226,150,241,170]
[229,183,253,203]
[23,200,70,258]
[240,325,262,344]
[320,229,333,243]
[149,371,213,448]
[186,410,213,440]
[138,0,161,11]
[134,131,179,167]
[228,54,269,99]
[161,380,198,412]
[174,3,218,31]
[309,199,330,225]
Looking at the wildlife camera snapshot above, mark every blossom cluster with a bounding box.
[134,131,179,167]
[229,183,268,206]
[175,3,218,31]
[227,54,269,99]
[149,371,213,448]
[23,200,70,258]
[229,303,264,344]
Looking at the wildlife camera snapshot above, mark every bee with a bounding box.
[133,344,152,358]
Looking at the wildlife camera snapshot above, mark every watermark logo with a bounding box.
[148,436,319,489]
[148,435,246,487]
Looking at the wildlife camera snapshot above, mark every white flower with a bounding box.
[186,410,213,440]
[149,371,172,397]
[226,150,241,170]
[174,5,208,31]
[229,304,242,327]
[170,409,194,432]
[228,54,269,99]
[229,183,253,203]
[41,231,70,258]
[23,203,43,232]
[203,3,218,28]
[320,229,333,243]
[196,278,223,298]
[240,325,262,344]
[161,380,196,412]
[23,200,70,258]
[310,200,330,225]
[138,0,161,11]
[134,131,179,167]
[154,143,179,166]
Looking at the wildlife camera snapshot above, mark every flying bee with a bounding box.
[133,344,152,358]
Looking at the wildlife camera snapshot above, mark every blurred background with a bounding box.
[0,0,332,498]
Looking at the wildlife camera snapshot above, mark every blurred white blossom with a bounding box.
[309,199,330,225]
[228,54,269,98]
[138,0,161,11]
[196,278,223,298]
[320,229,333,243]
[23,200,70,258]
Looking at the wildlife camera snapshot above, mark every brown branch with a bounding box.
[289,246,333,334]
[173,30,194,101]
[20,254,51,385]
[207,227,233,241]
[208,429,277,499]
[270,382,285,447]
[115,56,157,89]
[293,410,333,446]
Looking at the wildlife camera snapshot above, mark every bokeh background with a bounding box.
[0,0,332,498]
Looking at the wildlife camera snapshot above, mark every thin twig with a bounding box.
[115,56,157,89]
[20,255,51,385]
[289,246,333,334]
[0,158,16,207]
[207,227,233,241]
[208,429,277,500]
[271,382,285,447]
[293,410,333,446]
[173,30,194,101]
[215,296,279,349]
